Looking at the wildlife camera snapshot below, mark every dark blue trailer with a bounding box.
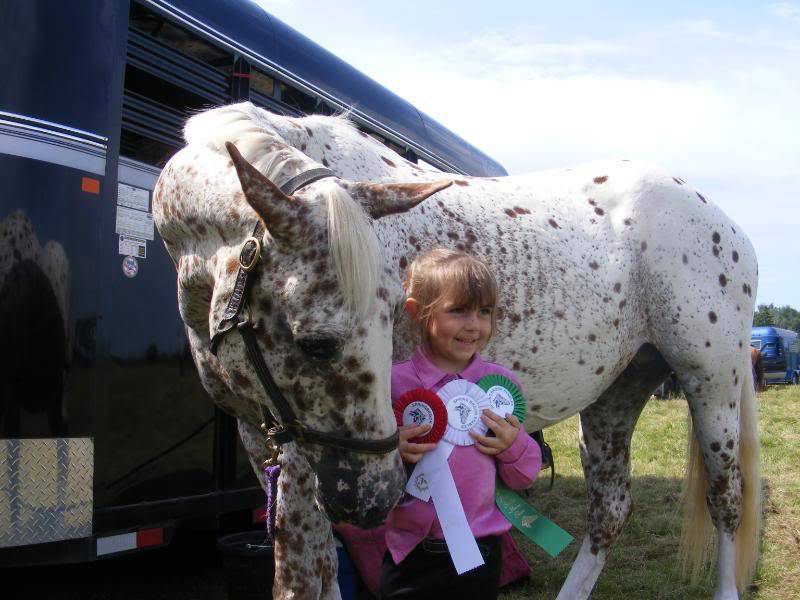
[751,326,800,385]
[0,0,506,567]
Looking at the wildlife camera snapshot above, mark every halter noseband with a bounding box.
[209,167,399,458]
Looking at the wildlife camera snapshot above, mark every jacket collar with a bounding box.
[410,347,486,389]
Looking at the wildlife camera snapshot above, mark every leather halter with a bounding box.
[209,168,399,457]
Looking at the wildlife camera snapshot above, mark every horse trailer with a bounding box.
[750,326,800,385]
[0,0,506,566]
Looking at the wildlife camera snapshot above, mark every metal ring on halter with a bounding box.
[239,236,262,272]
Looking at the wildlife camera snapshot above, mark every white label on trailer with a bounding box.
[96,532,137,556]
[115,206,154,240]
[117,183,150,211]
[118,235,147,259]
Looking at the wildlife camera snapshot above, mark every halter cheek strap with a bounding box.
[208,167,400,457]
[212,168,336,345]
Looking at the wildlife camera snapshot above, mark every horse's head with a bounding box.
[155,135,450,526]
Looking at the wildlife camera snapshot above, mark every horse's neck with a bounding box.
[374,201,464,269]
[269,118,441,183]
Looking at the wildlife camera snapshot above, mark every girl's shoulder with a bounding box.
[391,358,419,403]
[391,357,414,372]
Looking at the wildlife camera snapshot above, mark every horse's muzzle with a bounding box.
[314,451,405,527]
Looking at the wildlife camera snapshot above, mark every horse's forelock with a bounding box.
[322,180,379,321]
[181,103,379,320]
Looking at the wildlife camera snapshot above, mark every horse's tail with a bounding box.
[679,362,761,589]
[735,363,761,590]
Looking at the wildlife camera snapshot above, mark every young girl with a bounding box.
[380,248,541,600]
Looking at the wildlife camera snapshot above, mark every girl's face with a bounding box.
[424,298,493,373]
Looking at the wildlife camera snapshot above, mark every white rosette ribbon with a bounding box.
[405,380,492,574]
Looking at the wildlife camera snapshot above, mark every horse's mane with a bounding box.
[182,103,378,320]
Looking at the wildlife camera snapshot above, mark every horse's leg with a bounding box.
[238,420,341,600]
[556,344,670,600]
[676,354,759,600]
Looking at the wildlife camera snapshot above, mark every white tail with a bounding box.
[679,364,761,590]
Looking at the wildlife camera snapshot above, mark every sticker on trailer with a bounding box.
[119,235,146,258]
[115,206,154,241]
[117,183,150,212]
[122,255,139,278]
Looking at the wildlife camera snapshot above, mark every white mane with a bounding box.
[183,103,378,320]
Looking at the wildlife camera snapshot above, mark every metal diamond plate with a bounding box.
[0,438,93,548]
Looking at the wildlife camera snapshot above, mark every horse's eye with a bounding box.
[296,336,342,361]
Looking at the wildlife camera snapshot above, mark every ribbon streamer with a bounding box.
[425,442,485,574]
[495,481,573,557]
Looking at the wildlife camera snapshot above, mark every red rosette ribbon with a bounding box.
[394,388,447,444]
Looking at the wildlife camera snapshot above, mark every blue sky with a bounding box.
[256,1,800,308]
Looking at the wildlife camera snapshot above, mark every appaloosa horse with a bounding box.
[157,103,760,600]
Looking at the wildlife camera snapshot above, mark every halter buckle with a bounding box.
[239,237,262,272]
[261,421,282,466]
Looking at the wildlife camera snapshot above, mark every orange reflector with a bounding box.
[136,527,164,548]
[81,177,100,194]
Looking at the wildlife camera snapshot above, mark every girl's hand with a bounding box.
[470,411,521,456]
[399,423,437,463]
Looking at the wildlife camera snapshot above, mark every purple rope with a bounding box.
[264,464,281,542]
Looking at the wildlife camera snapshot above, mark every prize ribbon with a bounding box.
[477,374,526,423]
[436,379,492,446]
[394,388,447,444]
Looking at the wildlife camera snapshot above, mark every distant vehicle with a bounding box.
[0,0,506,567]
[750,326,800,385]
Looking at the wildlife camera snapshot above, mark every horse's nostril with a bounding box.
[296,336,341,361]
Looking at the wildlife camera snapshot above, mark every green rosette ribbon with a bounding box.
[477,374,526,423]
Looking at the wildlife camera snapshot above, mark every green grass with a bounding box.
[500,386,800,599]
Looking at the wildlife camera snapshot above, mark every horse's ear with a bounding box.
[344,180,453,219]
[225,142,305,245]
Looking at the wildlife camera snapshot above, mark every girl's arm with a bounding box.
[470,412,542,489]
[495,427,542,490]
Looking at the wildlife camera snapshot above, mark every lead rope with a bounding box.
[264,463,280,543]
[255,399,281,543]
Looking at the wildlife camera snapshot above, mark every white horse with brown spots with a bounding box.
[157,103,760,600]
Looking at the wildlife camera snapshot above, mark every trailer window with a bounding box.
[250,68,275,98]
[279,82,318,114]
[130,3,230,72]
[123,2,236,166]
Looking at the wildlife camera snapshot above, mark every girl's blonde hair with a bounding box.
[404,248,498,345]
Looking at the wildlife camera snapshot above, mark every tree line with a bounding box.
[753,304,800,333]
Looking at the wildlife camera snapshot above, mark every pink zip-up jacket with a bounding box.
[385,348,542,564]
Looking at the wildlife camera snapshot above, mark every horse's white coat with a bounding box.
[157,103,760,600]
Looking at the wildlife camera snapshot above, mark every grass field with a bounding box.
[501,385,800,599]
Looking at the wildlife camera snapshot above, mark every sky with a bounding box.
[256,0,799,308]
